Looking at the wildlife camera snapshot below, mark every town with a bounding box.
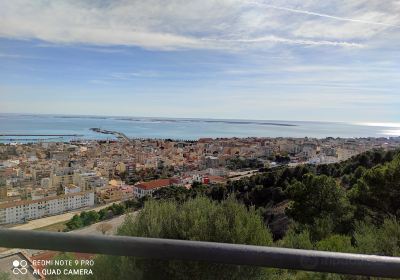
[1,136,400,225]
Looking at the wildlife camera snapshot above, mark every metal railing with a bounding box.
[0,229,400,278]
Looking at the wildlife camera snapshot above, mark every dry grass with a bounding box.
[34,221,67,232]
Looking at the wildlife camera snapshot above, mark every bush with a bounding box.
[91,196,273,280]
[354,218,400,256]
[278,226,313,250]
[316,235,354,253]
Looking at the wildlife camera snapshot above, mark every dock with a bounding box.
[90,128,131,143]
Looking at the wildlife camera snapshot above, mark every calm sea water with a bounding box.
[0,114,399,143]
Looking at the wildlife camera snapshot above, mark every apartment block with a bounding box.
[0,191,94,225]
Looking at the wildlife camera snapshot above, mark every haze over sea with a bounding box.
[0,114,400,143]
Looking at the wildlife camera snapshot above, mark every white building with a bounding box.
[0,191,94,225]
[207,168,227,177]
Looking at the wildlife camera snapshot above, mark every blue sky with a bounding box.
[0,0,399,122]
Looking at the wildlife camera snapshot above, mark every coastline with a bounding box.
[1,114,400,143]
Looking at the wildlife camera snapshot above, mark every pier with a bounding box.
[90,128,131,143]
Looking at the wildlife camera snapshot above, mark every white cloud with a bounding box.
[2,0,395,50]
[109,71,160,80]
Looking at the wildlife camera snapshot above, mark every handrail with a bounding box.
[0,229,399,278]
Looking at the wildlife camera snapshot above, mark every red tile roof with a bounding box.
[136,178,179,190]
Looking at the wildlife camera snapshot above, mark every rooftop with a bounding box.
[135,178,179,190]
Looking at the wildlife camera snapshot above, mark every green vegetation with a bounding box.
[350,154,400,222]
[35,220,67,232]
[150,149,400,242]
[123,167,176,185]
[57,148,400,279]
[91,196,272,280]
[285,174,354,240]
[65,199,142,231]
[226,157,264,170]
[0,272,10,280]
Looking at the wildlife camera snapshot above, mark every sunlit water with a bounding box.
[0,114,399,143]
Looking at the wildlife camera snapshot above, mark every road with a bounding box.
[73,212,137,235]
[228,169,260,181]
[227,165,290,181]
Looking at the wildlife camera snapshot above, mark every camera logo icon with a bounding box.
[12,260,28,275]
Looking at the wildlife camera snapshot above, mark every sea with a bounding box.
[0,114,400,143]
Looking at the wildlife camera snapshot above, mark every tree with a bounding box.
[208,185,227,201]
[96,222,113,235]
[123,198,142,210]
[153,185,189,202]
[91,196,273,280]
[275,154,290,164]
[98,209,107,220]
[81,211,100,226]
[66,214,83,230]
[226,157,263,170]
[109,203,125,216]
[350,154,400,222]
[286,174,353,238]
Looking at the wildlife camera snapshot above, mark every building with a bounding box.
[133,178,180,198]
[0,178,7,200]
[49,170,73,188]
[73,172,106,191]
[205,156,220,168]
[98,185,133,203]
[64,184,81,194]
[207,168,227,177]
[0,191,94,225]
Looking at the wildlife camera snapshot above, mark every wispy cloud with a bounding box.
[88,79,111,85]
[2,0,397,51]
[204,35,364,48]
[249,2,400,28]
[109,71,160,80]
[0,53,22,58]
[0,52,40,59]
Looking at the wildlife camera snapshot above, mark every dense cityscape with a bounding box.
[2,0,400,278]
[1,136,399,225]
